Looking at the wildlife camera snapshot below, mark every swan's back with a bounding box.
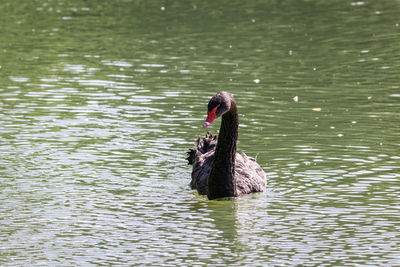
[187,133,266,196]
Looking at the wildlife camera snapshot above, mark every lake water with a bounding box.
[1,0,399,266]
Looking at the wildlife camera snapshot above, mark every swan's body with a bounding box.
[187,92,266,200]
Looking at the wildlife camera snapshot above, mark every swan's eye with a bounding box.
[208,104,220,118]
[209,104,219,116]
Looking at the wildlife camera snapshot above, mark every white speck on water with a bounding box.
[330,126,335,129]
[103,60,132,67]
[253,79,260,84]
[361,50,369,53]
[351,1,364,6]
[161,6,165,11]
[9,76,29,82]
[293,96,299,102]
[141,64,165,67]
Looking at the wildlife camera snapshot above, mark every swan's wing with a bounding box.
[187,133,218,195]
[234,152,267,195]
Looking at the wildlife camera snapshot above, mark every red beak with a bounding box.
[202,105,219,129]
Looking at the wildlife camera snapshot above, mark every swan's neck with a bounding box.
[207,101,238,200]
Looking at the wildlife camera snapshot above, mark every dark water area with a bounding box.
[1,0,399,265]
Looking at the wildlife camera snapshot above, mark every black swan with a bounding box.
[187,91,266,200]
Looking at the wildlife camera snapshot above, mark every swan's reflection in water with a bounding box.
[206,199,238,242]
[183,193,271,264]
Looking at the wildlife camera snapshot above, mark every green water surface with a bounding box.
[1,0,399,265]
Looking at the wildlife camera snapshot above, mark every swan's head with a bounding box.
[203,91,233,129]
